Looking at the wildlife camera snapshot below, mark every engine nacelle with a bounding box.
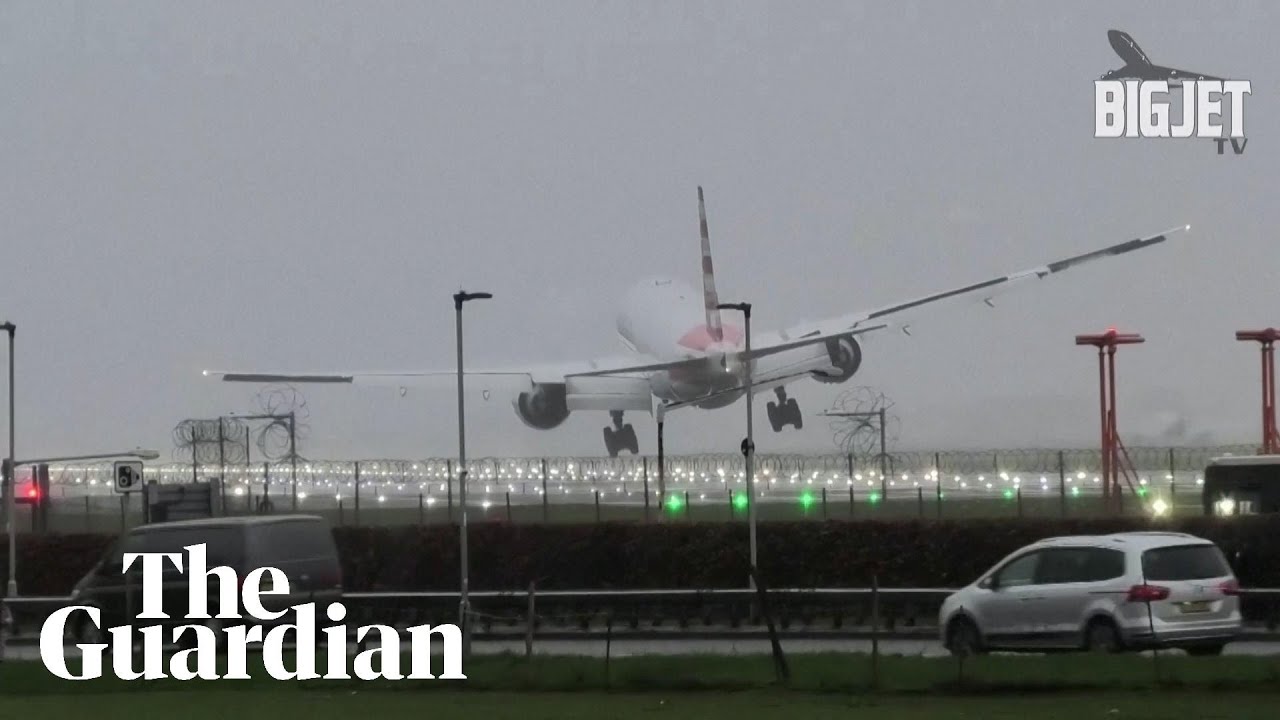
[814,336,862,384]
[514,383,571,430]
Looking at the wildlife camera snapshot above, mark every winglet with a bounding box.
[1043,224,1190,275]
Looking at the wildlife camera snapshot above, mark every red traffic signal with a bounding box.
[11,463,49,506]
[15,480,39,505]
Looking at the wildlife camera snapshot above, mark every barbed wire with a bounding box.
[172,417,250,465]
[254,384,310,462]
[46,444,1263,491]
[826,386,900,460]
[172,385,310,467]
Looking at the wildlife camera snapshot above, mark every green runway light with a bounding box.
[799,490,815,510]
[665,494,684,513]
[1003,488,1015,500]
[732,492,749,511]
[868,491,881,504]
[1136,486,1149,497]
[1071,486,1081,497]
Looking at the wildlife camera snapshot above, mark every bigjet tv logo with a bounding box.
[40,544,466,681]
[1094,30,1251,155]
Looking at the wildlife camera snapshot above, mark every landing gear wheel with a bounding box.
[772,388,786,431]
[616,424,639,454]
[603,414,639,457]
[768,389,803,431]
[767,401,784,432]
[786,398,803,429]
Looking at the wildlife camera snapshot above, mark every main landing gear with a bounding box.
[767,387,803,432]
[603,411,639,457]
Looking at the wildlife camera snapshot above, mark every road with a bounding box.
[475,636,1280,657]
[6,637,1280,662]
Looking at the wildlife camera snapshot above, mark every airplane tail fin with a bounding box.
[1108,29,1150,67]
[697,186,724,342]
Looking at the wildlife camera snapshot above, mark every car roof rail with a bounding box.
[1036,535,1100,545]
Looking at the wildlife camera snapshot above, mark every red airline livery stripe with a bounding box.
[678,324,743,351]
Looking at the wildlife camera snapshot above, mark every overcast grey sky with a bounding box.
[2,0,1276,462]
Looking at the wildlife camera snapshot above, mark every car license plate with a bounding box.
[1179,601,1211,614]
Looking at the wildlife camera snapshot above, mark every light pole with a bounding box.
[454,290,491,658]
[716,302,756,586]
[2,321,13,599]
[17,449,160,465]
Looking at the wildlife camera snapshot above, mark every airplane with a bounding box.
[1100,29,1224,83]
[204,188,1189,457]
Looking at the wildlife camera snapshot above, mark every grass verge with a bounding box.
[0,689,1275,720]
[3,651,1280,695]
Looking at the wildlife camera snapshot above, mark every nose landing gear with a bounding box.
[603,411,639,457]
[767,387,803,432]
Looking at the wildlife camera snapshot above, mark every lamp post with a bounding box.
[2,321,13,598]
[716,302,756,586]
[16,449,159,465]
[454,290,491,658]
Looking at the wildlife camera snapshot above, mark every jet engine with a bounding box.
[514,383,571,429]
[814,336,862,384]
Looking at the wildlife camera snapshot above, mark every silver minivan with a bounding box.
[939,532,1242,656]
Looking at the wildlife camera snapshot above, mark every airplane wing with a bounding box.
[203,356,647,388]
[205,325,889,387]
[1153,65,1226,82]
[778,225,1189,341]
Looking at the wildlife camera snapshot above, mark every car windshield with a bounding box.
[249,519,336,564]
[137,526,246,567]
[1141,544,1231,581]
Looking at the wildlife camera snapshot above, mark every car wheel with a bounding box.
[73,612,108,645]
[177,618,223,650]
[947,617,983,657]
[1186,644,1225,657]
[1084,619,1121,653]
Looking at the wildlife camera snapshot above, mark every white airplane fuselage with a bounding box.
[614,277,852,409]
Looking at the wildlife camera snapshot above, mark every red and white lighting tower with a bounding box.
[1076,328,1145,514]
[1235,328,1279,454]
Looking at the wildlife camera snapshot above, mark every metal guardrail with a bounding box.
[6,587,1279,642]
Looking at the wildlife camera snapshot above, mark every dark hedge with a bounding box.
[2,515,1276,596]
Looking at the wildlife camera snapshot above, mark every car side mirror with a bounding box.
[981,575,999,591]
